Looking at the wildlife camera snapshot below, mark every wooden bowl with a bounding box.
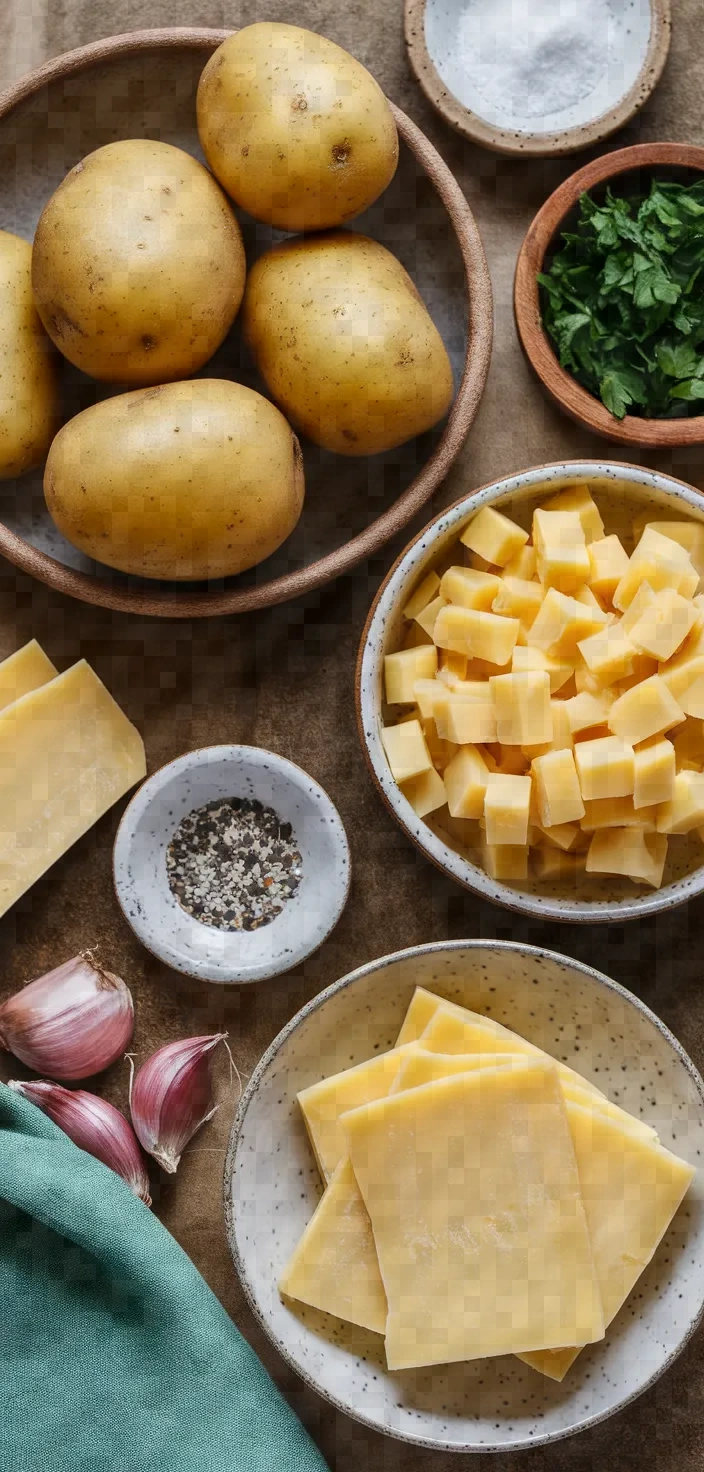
[0,28,493,619]
[405,0,671,158]
[515,143,704,447]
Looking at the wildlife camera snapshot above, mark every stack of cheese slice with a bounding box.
[280,987,695,1378]
[0,640,146,917]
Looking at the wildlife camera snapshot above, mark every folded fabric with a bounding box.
[0,1085,329,1472]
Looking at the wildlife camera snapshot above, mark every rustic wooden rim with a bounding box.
[0,27,493,619]
[404,0,671,158]
[514,142,704,447]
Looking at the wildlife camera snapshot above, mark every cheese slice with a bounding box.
[0,640,57,711]
[342,1062,605,1369]
[279,1158,388,1335]
[297,1045,416,1180]
[0,660,146,918]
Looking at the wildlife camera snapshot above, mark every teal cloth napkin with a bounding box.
[0,1084,330,1472]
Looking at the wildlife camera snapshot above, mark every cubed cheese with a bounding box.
[627,588,696,662]
[574,735,635,801]
[533,509,590,593]
[613,528,698,611]
[481,839,529,881]
[542,485,605,542]
[511,644,573,693]
[633,519,704,580]
[460,506,529,567]
[577,624,636,685]
[384,645,438,704]
[413,677,444,720]
[433,605,520,666]
[672,717,704,771]
[532,846,585,880]
[422,718,458,772]
[580,796,658,831]
[492,576,544,627]
[445,693,497,744]
[527,588,607,657]
[532,749,585,827]
[503,544,538,580]
[564,689,614,735]
[439,566,501,610]
[403,570,441,621]
[620,581,656,635]
[633,738,676,809]
[536,820,582,851]
[608,675,684,745]
[381,720,433,782]
[586,828,668,888]
[443,744,490,819]
[400,766,447,818]
[587,535,630,602]
[490,671,552,746]
[415,594,447,639]
[484,773,532,845]
[656,769,704,833]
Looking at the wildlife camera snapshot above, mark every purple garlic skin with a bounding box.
[10,1079,151,1205]
[130,1034,227,1173]
[0,954,134,1080]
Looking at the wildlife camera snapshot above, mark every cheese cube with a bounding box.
[381,720,433,782]
[586,828,668,888]
[532,748,585,827]
[438,650,468,680]
[511,644,573,693]
[656,769,704,833]
[527,588,607,657]
[563,689,614,734]
[443,744,490,819]
[627,588,696,662]
[532,846,585,881]
[633,738,676,809]
[433,605,520,666]
[439,566,501,610]
[415,594,447,639]
[587,535,630,602]
[403,570,441,621]
[413,678,444,720]
[542,485,605,542]
[580,796,658,831]
[672,718,704,772]
[484,773,532,845]
[445,694,497,745]
[481,839,529,881]
[533,509,590,593]
[608,675,684,745]
[574,735,635,801]
[503,544,537,580]
[634,520,704,580]
[490,671,552,746]
[400,766,447,818]
[460,506,529,567]
[577,624,636,686]
[492,576,544,626]
[661,655,704,718]
[384,645,438,704]
[422,718,457,772]
[613,528,698,611]
[535,820,582,851]
[574,662,606,694]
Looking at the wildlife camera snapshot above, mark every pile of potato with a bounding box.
[0,24,453,582]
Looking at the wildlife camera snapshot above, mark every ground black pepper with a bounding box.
[166,797,303,932]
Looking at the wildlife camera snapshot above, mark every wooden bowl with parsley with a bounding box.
[514,143,704,446]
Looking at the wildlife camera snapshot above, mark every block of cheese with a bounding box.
[634,738,676,808]
[633,519,704,580]
[0,661,145,919]
[481,838,529,880]
[577,625,636,685]
[444,693,497,745]
[491,576,544,626]
[614,528,698,612]
[460,506,529,566]
[608,675,684,746]
[586,827,668,887]
[564,689,613,735]
[439,566,500,610]
[627,588,697,663]
[342,1062,605,1369]
[490,671,552,745]
[443,744,490,819]
[574,734,635,801]
[532,748,585,827]
[656,769,704,834]
[297,1046,416,1180]
[533,509,590,593]
[511,644,573,693]
[484,773,531,845]
[434,605,520,666]
[380,720,432,782]
[580,796,658,832]
[527,588,606,657]
[536,819,582,850]
[384,645,437,704]
[415,594,446,639]
[279,1157,388,1335]
[399,765,447,818]
[542,485,605,542]
[0,641,57,712]
[503,544,537,580]
[403,569,441,621]
[587,535,630,601]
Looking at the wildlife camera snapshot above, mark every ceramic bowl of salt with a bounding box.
[405,0,671,157]
[113,745,350,984]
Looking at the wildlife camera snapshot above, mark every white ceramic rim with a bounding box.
[357,460,704,924]
[224,937,704,1452]
[112,744,351,984]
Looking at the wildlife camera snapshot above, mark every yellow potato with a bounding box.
[44,380,304,582]
[32,140,245,386]
[243,232,454,456]
[196,23,398,232]
[0,230,59,478]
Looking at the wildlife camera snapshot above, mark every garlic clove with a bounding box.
[0,953,134,1081]
[129,1034,228,1174]
[9,1079,151,1205]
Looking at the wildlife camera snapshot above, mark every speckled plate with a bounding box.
[113,745,350,984]
[224,940,704,1452]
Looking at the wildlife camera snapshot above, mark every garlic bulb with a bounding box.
[0,954,134,1080]
[9,1079,151,1205]
[129,1034,228,1173]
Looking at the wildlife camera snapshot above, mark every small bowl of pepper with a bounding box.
[514,143,704,447]
[113,746,351,984]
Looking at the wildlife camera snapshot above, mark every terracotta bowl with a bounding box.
[515,143,704,446]
[356,460,704,925]
[405,0,671,158]
[0,28,493,619]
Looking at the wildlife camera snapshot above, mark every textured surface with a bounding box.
[1,2,704,1469]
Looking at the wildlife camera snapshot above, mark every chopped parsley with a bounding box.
[538,178,704,420]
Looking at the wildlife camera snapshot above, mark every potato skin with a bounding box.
[32,140,246,386]
[44,380,305,582]
[243,232,454,456]
[197,23,398,233]
[0,231,59,478]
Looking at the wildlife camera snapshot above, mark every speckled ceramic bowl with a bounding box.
[224,940,704,1452]
[357,460,704,924]
[113,746,350,984]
